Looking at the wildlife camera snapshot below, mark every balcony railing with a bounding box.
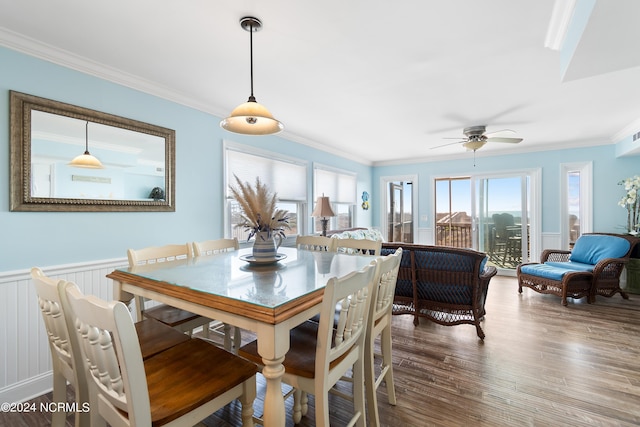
[435,222,472,248]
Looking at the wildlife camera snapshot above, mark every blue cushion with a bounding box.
[520,264,570,281]
[545,261,594,272]
[569,235,630,265]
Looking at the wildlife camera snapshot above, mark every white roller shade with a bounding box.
[227,149,307,201]
[314,167,356,204]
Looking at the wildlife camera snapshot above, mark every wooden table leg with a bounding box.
[257,323,290,427]
[261,356,286,427]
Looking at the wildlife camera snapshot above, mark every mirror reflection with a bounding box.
[10,91,175,211]
[31,111,165,200]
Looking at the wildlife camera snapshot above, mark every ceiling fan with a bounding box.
[433,125,523,152]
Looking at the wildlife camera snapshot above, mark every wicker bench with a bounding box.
[381,243,497,339]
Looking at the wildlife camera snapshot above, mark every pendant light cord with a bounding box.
[85,121,90,154]
[248,21,255,102]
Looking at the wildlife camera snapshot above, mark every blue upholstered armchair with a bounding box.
[517,233,639,305]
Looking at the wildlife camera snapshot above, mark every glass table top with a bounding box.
[118,247,376,309]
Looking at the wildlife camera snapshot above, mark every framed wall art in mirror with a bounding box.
[10,91,175,211]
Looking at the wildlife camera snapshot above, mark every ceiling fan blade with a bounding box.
[431,140,465,149]
[485,129,516,137]
[486,137,523,143]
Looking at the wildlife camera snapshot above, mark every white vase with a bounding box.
[252,231,283,261]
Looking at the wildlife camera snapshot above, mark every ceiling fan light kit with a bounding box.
[463,138,487,151]
[220,16,284,136]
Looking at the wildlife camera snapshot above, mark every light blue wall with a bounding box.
[2,46,638,272]
[0,47,371,271]
[373,145,639,235]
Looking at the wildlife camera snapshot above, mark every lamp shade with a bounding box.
[69,121,104,168]
[311,196,336,218]
[463,140,487,151]
[69,152,104,169]
[220,99,284,135]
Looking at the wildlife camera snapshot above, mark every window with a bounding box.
[434,177,472,248]
[313,165,357,233]
[225,142,307,244]
[561,162,592,249]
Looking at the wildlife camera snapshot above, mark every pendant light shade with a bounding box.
[220,16,283,135]
[69,121,104,169]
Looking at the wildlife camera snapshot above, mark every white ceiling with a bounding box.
[2,0,640,165]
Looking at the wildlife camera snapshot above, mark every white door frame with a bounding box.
[560,162,593,250]
[469,168,541,275]
[379,175,418,243]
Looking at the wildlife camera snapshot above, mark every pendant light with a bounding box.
[69,121,104,169]
[220,16,283,135]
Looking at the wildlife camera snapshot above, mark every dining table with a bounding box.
[107,246,377,427]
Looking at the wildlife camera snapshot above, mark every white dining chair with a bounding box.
[365,247,402,427]
[31,267,94,427]
[60,280,257,427]
[192,238,242,352]
[32,267,190,427]
[295,235,337,252]
[127,243,212,337]
[239,260,379,426]
[334,237,382,255]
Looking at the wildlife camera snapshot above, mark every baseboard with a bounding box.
[0,373,53,404]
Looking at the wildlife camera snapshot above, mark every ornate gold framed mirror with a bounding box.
[10,91,175,212]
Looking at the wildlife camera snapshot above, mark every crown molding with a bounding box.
[544,0,577,51]
[0,26,225,117]
[612,117,640,143]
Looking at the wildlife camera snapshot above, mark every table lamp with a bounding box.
[311,194,336,237]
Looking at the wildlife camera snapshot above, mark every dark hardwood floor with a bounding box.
[3,276,639,426]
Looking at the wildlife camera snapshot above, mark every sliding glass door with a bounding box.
[435,178,472,248]
[434,169,539,272]
[473,173,531,272]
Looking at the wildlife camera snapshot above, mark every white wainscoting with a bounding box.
[0,258,127,403]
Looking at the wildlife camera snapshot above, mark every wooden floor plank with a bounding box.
[2,276,639,426]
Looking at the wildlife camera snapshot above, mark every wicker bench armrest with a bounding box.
[592,257,628,276]
[480,265,498,280]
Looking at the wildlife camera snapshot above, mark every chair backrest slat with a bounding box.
[61,281,152,425]
[296,235,337,252]
[192,238,239,256]
[334,238,382,255]
[31,268,80,389]
[318,261,378,370]
[127,243,192,266]
[373,248,403,322]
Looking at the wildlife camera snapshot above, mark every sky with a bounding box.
[436,176,526,215]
